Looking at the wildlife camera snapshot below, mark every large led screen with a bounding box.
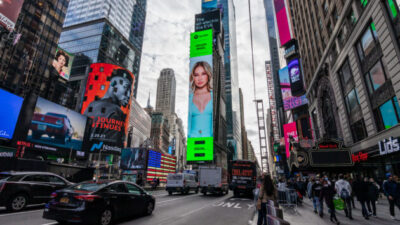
[279,66,308,110]
[283,122,298,158]
[288,59,305,96]
[0,0,24,31]
[120,148,147,170]
[81,63,134,155]
[202,0,218,11]
[52,47,74,81]
[187,29,214,162]
[0,88,23,140]
[147,150,176,183]
[27,97,87,151]
[273,0,292,46]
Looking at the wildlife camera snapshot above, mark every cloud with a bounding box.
[137,0,270,164]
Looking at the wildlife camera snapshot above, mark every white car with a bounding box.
[166,173,199,195]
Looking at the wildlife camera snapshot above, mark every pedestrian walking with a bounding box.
[353,176,370,220]
[312,176,324,217]
[257,174,277,225]
[348,176,356,209]
[320,179,340,225]
[335,174,353,220]
[366,177,379,217]
[383,174,400,220]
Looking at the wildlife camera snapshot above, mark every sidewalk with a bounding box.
[252,197,400,225]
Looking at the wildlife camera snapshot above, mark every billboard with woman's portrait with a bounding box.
[187,29,214,162]
[52,47,74,80]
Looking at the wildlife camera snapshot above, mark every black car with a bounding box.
[0,171,72,211]
[43,180,155,225]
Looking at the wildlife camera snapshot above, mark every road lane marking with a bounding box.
[157,194,198,204]
[41,222,57,225]
[0,209,42,217]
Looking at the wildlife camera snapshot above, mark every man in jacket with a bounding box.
[353,176,370,220]
[312,176,324,217]
[383,174,400,220]
[335,174,353,219]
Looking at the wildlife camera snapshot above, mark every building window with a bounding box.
[364,60,387,95]
[350,119,368,142]
[338,59,352,86]
[361,0,368,8]
[374,97,400,130]
[345,89,360,113]
[356,23,379,61]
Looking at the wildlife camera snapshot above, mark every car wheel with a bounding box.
[99,208,113,225]
[145,202,154,215]
[7,194,28,212]
[168,191,172,195]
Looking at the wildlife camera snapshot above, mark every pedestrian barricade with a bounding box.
[266,215,290,225]
[277,188,298,212]
[266,205,284,219]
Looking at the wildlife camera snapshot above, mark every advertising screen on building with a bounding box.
[0,0,24,31]
[279,66,308,110]
[288,59,305,96]
[52,47,74,80]
[81,63,135,155]
[273,0,292,46]
[202,0,218,11]
[120,148,147,170]
[0,88,23,140]
[195,9,221,33]
[283,122,298,158]
[187,29,214,162]
[147,150,176,183]
[27,97,87,151]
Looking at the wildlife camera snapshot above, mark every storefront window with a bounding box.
[365,60,386,94]
[375,97,400,130]
[350,119,367,142]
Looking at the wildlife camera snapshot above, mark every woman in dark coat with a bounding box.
[320,179,340,224]
[352,176,370,219]
[367,178,379,216]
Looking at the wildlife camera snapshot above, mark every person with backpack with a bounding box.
[335,174,353,220]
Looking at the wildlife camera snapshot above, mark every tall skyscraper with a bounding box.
[155,68,176,116]
[0,0,70,100]
[58,0,146,110]
[202,0,242,160]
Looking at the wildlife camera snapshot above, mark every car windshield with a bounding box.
[69,182,108,192]
[0,174,11,181]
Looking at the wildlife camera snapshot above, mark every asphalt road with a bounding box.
[0,190,256,225]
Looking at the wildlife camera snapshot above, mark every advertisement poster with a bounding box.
[187,29,214,162]
[273,0,292,46]
[147,150,176,183]
[202,0,218,11]
[52,47,74,80]
[279,66,308,110]
[283,122,298,158]
[288,59,305,96]
[27,97,87,151]
[81,63,134,155]
[0,88,23,140]
[195,9,221,33]
[120,148,147,170]
[0,0,24,31]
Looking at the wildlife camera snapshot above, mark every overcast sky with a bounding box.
[137,0,270,161]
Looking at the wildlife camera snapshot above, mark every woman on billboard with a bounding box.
[188,61,213,138]
[52,50,70,79]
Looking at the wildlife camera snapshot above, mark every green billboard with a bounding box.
[187,29,214,162]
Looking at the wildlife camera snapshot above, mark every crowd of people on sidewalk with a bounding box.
[255,172,400,225]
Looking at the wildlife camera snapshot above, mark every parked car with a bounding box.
[166,173,198,195]
[43,180,155,225]
[0,171,72,211]
[30,112,74,144]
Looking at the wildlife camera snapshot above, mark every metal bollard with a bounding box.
[266,205,284,219]
[266,215,290,225]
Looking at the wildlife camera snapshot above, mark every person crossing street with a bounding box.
[335,174,353,220]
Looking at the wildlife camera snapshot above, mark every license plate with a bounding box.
[238,186,246,189]
[44,208,49,212]
[38,124,46,131]
[60,197,69,204]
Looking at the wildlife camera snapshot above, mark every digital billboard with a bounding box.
[27,97,87,151]
[202,0,218,11]
[0,0,24,31]
[52,47,74,80]
[279,66,308,110]
[288,59,305,96]
[187,29,214,162]
[120,148,147,170]
[273,0,292,46]
[283,122,298,158]
[195,9,221,33]
[81,63,135,155]
[147,150,176,183]
[0,88,23,140]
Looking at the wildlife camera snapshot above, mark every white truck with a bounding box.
[199,166,229,195]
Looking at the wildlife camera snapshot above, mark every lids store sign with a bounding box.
[379,137,400,156]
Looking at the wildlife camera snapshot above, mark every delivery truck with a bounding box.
[199,166,229,195]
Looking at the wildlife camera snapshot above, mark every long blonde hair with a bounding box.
[190,61,213,93]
